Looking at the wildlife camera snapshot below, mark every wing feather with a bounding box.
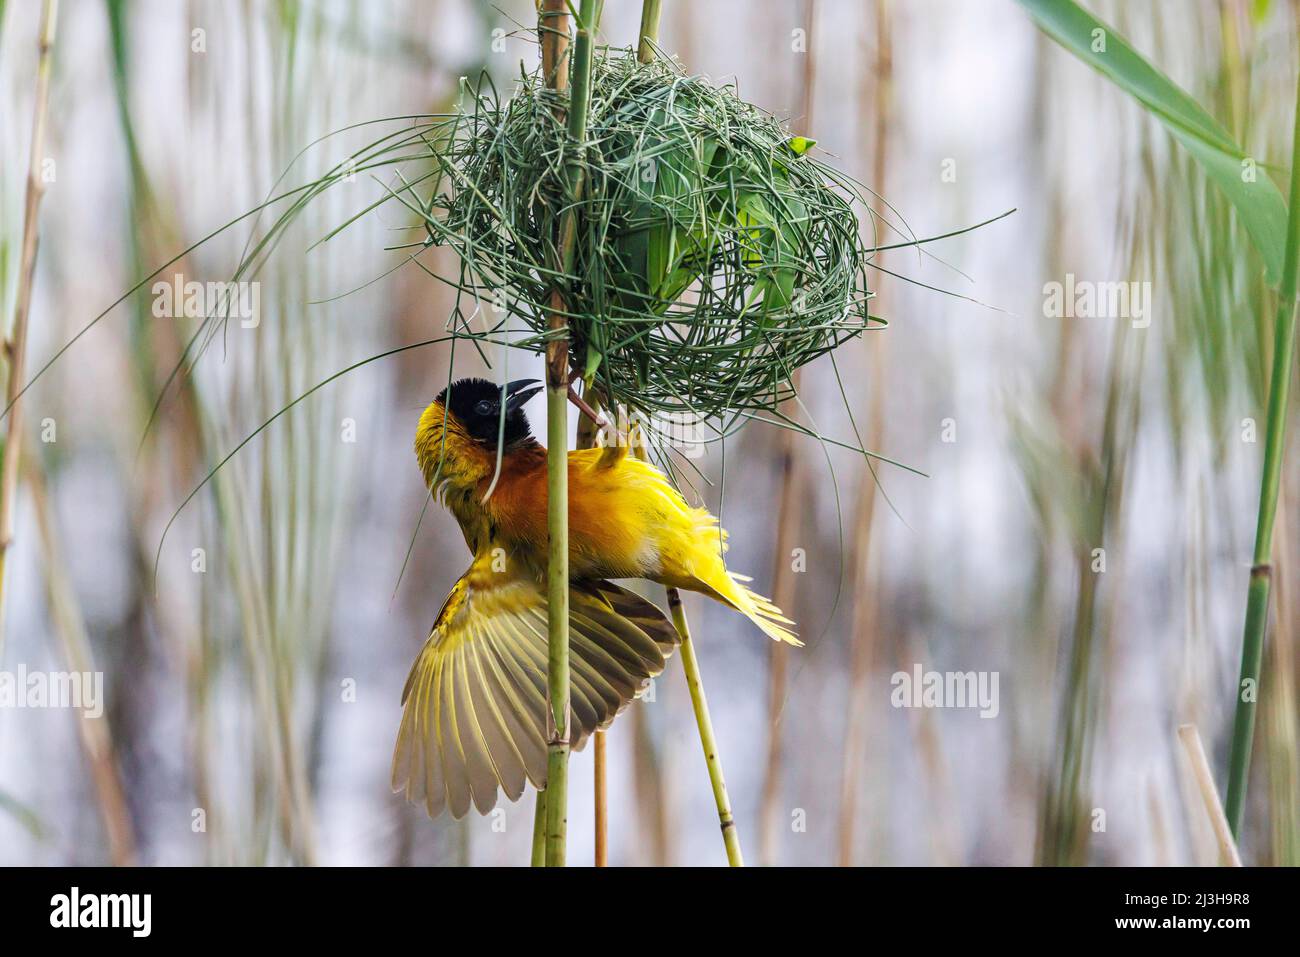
[438,653,473,819]
[483,618,550,785]
[392,571,682,818]
[453,634,506,814]
[473,638,542,792]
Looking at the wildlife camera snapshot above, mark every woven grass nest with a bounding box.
[426,49,878,427]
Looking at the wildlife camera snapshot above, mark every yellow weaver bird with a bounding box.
[393,377,798,818]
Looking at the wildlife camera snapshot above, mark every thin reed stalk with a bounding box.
[669,589,744,866]
[759,0,817,867]
[1179,724,1243,866]
[632,696,671,865]
[0,0,59,656]
[541,0,601,868]
[593,728,608,866]
[25,445,136,865]
[1223,60,1300,839]
[838,0,891,867]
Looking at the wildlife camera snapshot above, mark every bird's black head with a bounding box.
[436,377,543,449]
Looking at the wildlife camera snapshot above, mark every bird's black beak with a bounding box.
[504,378,543,414]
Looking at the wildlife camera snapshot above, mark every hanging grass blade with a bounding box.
[1016,0,1288,285]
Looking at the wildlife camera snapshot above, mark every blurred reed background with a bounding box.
[0,0,1296,866]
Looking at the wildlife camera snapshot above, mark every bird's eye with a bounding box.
[474,400,495,417]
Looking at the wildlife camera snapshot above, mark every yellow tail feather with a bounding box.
[698,570,800,646]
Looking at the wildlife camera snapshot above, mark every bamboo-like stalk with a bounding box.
[0,0,59,657]
[540,0,601,868]
[837,0,891,868]
[759,0,817,868]
[539,0,572,869]
[1179,724,1243,866]
[669,589,744,866]
[1223,60,1300,839]
[637,0,662,62]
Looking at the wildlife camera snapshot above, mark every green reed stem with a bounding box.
[669,588,745,866]
[543,371,571,867]
[637,0,661,62]
[541,0,601,868]
[1224,61,1300,838]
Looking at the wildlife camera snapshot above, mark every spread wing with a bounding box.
[392,568,680,819]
